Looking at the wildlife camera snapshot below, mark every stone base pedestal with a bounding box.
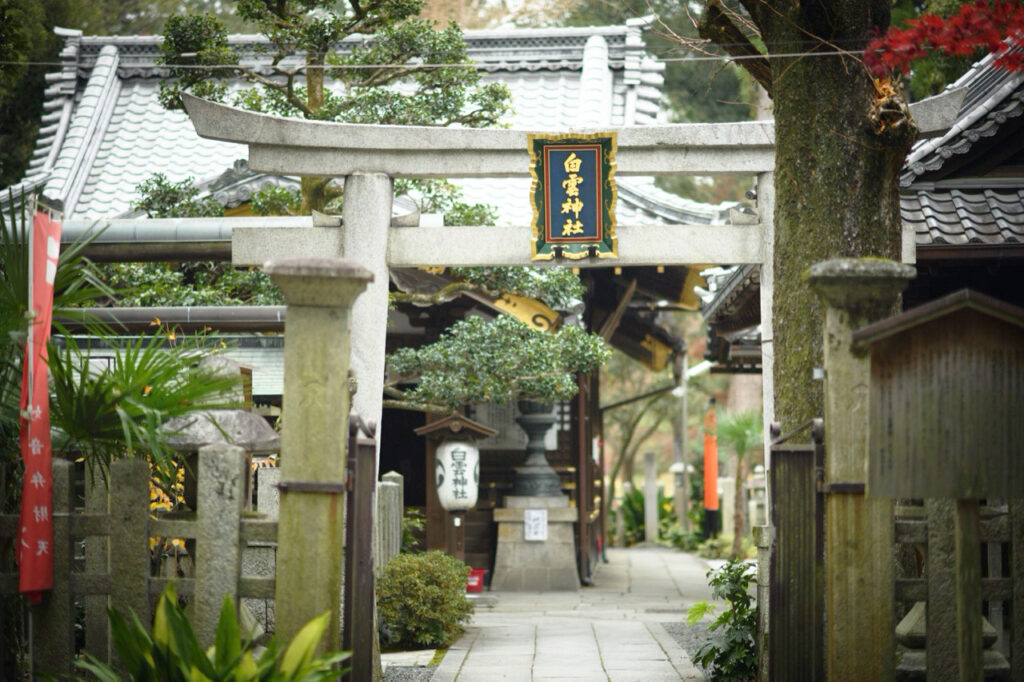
[491,495,580,591]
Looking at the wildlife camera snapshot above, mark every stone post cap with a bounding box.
[264,257,374,307]
[809,258,915,319]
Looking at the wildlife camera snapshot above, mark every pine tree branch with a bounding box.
[381,398,452,414]
[390,280,503,306]
[237,65,314,118]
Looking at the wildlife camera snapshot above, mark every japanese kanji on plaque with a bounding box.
[18,210,61,601]
[528,132,618,260]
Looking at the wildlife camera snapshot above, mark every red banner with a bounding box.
[18,211,61,601]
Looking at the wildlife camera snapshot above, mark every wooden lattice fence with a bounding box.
[0,436,403,678]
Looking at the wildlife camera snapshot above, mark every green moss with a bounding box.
[765,1,913,431]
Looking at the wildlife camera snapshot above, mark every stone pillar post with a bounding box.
[809,258,914,682]
[672,353,690,531]
[342,173,392,458]
[644,451,658,544]
[194,443,248,647]
[755,169,775,682]
[265,258,372,649]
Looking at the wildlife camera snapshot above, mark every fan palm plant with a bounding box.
[1,191,240,485]
[717,410,763,560]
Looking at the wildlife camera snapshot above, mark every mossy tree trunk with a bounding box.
[703,0,917,429]
[300,51,329,214]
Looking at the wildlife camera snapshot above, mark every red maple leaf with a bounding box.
[865,1,1024,77]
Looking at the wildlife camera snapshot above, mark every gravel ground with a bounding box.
[382,665,435,681]
[662,620,713,678]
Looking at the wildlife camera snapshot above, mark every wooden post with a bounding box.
[769,442,824,681]
[343,418,377,682]
[194,443,248,647]
[108,458,152,656]
[266,258,372,649]
[927,499,984,681]
[1011,500,1024,676]
[809,259,915,681]
[33,458,74,677]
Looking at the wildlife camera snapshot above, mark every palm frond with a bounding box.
[49,333,242,483]
[717,410,763,460]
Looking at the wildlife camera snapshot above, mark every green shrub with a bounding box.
[401,507,426,553]
[377,551,474,648]
[661,522,702,551]
[75,583,347,681]
[686,559,758,680]
[612,487,677,546]
[696,536,732,560]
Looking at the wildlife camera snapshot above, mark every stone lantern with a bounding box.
[491,400,581,592]
[163,408,280,511]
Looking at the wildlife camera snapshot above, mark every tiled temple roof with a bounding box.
[9,20,738,225]
[901,45,1024,248]
[901,185,1024,246]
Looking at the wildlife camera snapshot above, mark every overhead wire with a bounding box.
[0,46,872,72]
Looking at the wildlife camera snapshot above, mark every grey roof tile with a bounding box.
[903,47,1024,187]
[38,22,739,225]
[903,187,1024,246]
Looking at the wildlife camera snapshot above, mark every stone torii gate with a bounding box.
[178,89,958,674]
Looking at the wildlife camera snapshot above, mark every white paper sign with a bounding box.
[524,509,548,541]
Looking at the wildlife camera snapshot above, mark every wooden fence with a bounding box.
[768,426,824,682]
[0,429,403,679]
[767,424,1024,680]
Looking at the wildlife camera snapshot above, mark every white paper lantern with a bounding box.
[435,439,480,511]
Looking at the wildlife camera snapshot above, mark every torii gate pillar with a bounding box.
[341,173,392,439]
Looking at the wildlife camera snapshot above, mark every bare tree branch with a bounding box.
[235,64,314,117]
[698,0,773,96]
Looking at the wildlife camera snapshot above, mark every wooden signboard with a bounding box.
[528,132,617,261]
[853,290,1024,499]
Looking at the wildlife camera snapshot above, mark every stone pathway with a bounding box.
[431,546,713,681]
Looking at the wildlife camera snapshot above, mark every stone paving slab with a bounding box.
[431,547,711,681]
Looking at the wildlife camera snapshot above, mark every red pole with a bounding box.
[703,398,719,536]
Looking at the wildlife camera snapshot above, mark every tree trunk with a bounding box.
[761,1,915,429]
[301,53,328,214]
